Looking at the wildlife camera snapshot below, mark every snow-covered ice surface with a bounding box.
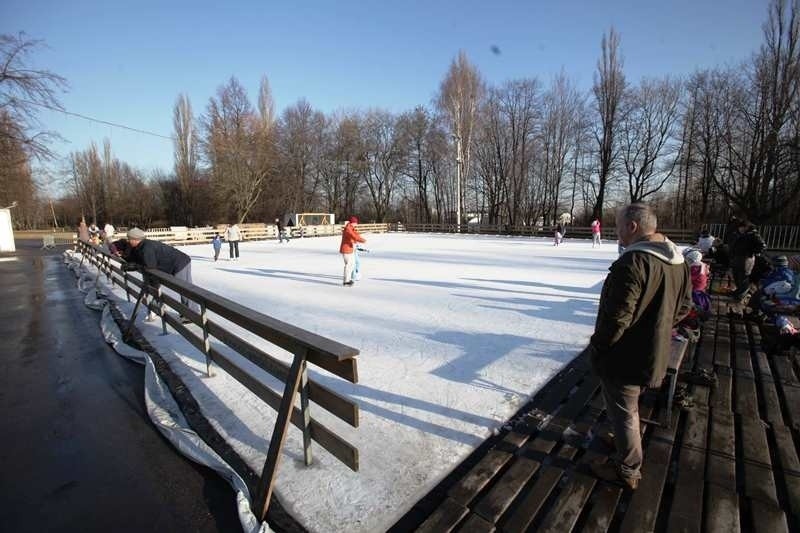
[98,233,619,532]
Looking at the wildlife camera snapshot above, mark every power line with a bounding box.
[15,98,175,141]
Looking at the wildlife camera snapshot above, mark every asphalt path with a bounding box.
[0,241,242,532]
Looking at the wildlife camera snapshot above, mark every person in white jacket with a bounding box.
[696,229,715,255]
[102,222,115,247]
[225,223,241,260]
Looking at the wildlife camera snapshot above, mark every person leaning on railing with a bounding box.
[122,227,199,322]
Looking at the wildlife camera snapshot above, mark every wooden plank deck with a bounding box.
[395,285,800,532]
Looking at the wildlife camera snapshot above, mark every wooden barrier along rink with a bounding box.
[142,222,392,245]
[75,240,361,521]
[13,220,800,252]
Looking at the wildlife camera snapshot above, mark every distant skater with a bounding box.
[211,232,223,261]
[340,216,366,286]
[554,223,564,246]
[591,219,602,247]
[226,222,241,261]
[276,218,290,243]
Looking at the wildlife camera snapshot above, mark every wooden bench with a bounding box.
[403,276,800,533]
[640,339,689,428]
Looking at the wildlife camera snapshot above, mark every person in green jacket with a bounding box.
[588,203,692,490]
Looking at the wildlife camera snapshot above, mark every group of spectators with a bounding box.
[587,206,799,492]
[745,255,800,334]
[690,217,800,335]
[78,219,116,247]
[80,220,247,323]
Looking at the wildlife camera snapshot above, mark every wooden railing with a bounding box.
[140,223,391,245]
[399,223,701,244]
[398,222,800,249]
[708,223,800,251]
[75,240,360,521]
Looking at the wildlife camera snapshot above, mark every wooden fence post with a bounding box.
[299,359,312,466]
[123,271,131,302]
[156,285,168,336]
[255,350,308,521]
[200,302,212,377]
[125,285,147,340]
[93,249,103,289]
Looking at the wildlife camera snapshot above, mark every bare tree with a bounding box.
[502,80,540,225]
[619,76,682,202]
[677,69,726,225]
[541,72,585,224]
[568,98,593,224]
[203,76,273,223]
[591,27,626,221]
[713,0,800,223]
[363,110,405,221]
[473,92,507,224]
[278,98,326,212]
[173,93,198,225]
[397,106,446,223]
[319,111,366,219]
[0,33,67,164]
[0,111,37,227]
[70,143,103,223]
[437,51,484,223]
[471,79,540,225]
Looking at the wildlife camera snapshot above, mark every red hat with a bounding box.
[348,216,359,224]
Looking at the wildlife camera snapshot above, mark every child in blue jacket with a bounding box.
[212,233,223,261]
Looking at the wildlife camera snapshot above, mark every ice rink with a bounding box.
[124,233,619,531]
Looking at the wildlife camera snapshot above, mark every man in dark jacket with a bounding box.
[123,227,198,318]
[275,217,290,243]
[730,220,765,300]
[588,203,692,489]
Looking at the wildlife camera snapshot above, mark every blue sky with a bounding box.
[3,0,766,185]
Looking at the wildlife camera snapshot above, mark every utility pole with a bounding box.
[454,134,462,232]
[49,198,59,229]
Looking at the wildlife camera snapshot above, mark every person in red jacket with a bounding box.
[340,216,366,286]
[591,219,602,247]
